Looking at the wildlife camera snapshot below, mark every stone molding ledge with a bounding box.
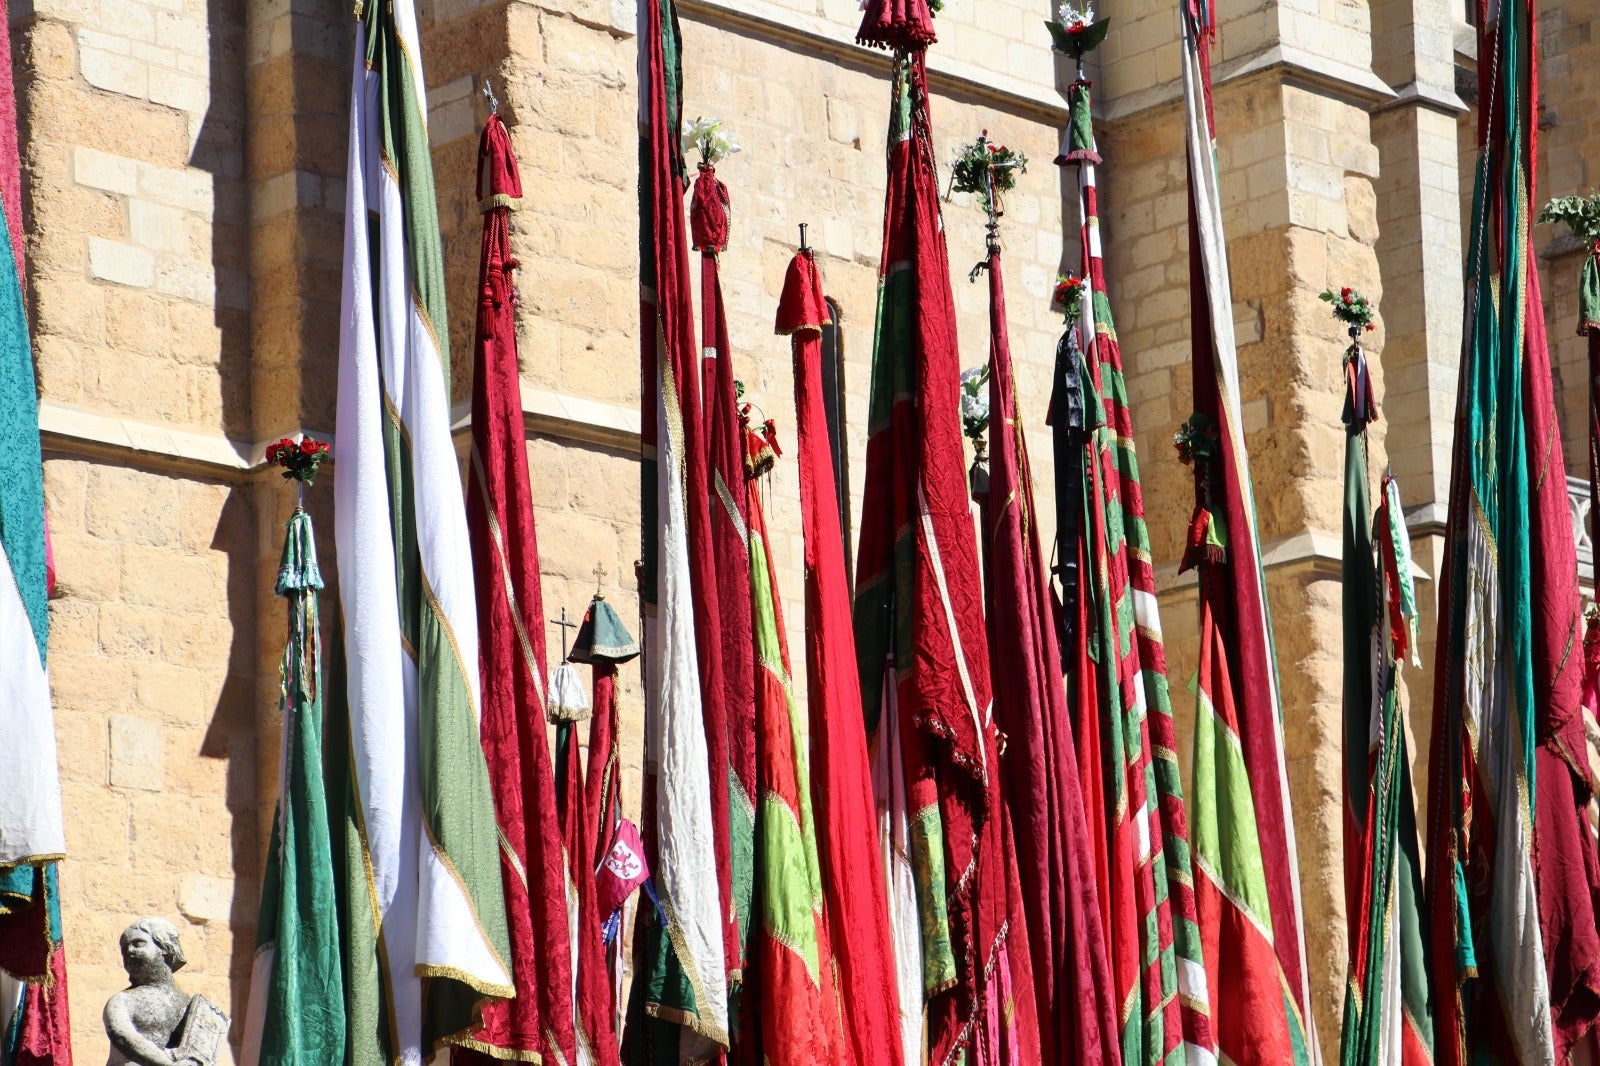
[680,0,1399,129]
[450,382,643,452]
[1371,80,1470,117]
[38,386,642,477]
[1540,232,1590,261]
[1154,526,1431,594]
[1099,43,1398,127]
[674,0,1074,123]
[40,401,265,475]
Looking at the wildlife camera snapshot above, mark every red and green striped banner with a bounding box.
[1063,97,1218,1065]
[742,416,850,1064]
[1179,0,1315,1056]
[975,223,1118,1064]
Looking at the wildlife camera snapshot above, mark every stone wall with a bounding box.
[12,0,259,1052]
[43,456,259,1053]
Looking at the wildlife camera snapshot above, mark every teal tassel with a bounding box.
[276,508,324,597]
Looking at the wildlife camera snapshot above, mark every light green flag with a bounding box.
[241,508,346,1066]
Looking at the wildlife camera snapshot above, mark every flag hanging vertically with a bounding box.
[454,105,582,1066]
[570,591,640,873]
[778,249,907,1066]
[689,136,757,1038]
[570,591,640,1043]
[851,21,1039,1058]
[0,5,69,1049]
[625,0,731,1056]
[333,0,515,1058]
[968,178,1118,1064]
[552,662,592,811]
[1182,466,1305,1066]
[550,659,623,1066]
[1336,316,1433,1066]
[1542,198,1600,846]
[1426,0,1600,1056]
[1050,43,1217,1064]
[1179,0,1317,1057]
[240,502,345,1066]
[1578,234,1600,847]
[737,402,848,1066]
[1576,236,1600,606]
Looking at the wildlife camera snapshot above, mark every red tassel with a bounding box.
[689,165,730,254]
[741,405,778,480]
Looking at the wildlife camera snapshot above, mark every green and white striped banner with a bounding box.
[333,1,514,1061]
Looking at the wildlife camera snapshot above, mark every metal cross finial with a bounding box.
[593,562,608,598]
[550,606,579,661]
[481,77,500,115]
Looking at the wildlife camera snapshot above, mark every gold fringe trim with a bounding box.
[479,194,524,214]
[440,1031,545,1062]
[0,854,65,872]
[414,962,515,1002]
[546,703,593,724]
[416,814,515,992]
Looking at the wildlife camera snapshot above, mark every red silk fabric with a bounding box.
[560,721,624,1066]
[853,54,1036,1066]
[977,249,1117,1064]
[459,111,577,1063]
[780,250,906,1066]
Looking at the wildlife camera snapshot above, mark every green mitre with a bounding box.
[569,593,641,665]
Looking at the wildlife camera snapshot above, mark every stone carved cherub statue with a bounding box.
[103,918,229,1066]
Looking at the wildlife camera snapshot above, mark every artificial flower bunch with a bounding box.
[1540,191,1600,244]
[265,435,332,485]
[1319,286,1376,332]
[951,136,1027,215]
[1046,0,1110,58]
[1053,272,1086,315]
[682,116,742,168]
[1057,1,1094,29]
[1173,411,1221,466]
[959,364,991,439]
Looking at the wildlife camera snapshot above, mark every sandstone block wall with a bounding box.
[13,0,259,1052]
[44,455,259,1051]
